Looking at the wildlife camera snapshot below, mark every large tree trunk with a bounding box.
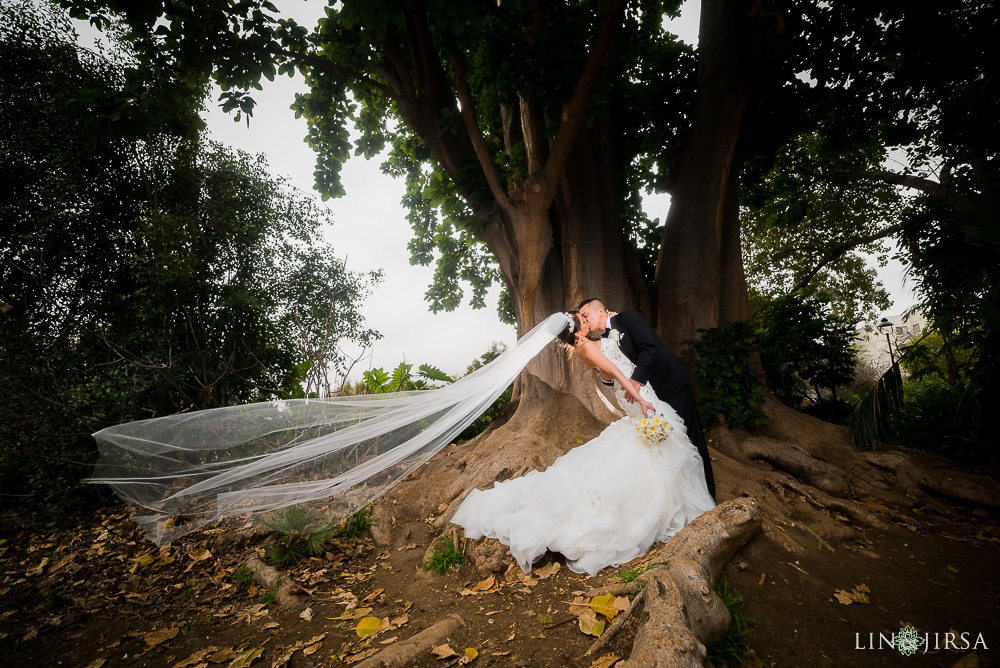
[499,117,647,415]
[654,0,754,370]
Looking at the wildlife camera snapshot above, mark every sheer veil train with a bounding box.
[89,314,572,545]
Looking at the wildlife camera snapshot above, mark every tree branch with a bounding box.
[539,0,628,198]
[452,51,513,213]
[792,223,905,292]
[857,170,948,199]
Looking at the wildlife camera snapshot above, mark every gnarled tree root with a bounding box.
[244,555,308,609]
[354,614,466,668]
[620,496,762,668]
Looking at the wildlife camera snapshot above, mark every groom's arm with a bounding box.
[617,310,659,385]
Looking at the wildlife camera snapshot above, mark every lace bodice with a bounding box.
[601,338,659,420]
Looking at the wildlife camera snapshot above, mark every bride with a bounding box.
[451,312,716,576]
[89,311,714,565]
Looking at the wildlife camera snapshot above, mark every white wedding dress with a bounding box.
[451,337,717,576]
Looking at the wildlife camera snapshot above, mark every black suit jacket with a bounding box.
[608,310,690,400]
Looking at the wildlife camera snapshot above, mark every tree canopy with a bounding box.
[0,1,379,507]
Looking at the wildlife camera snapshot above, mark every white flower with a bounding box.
[608,329,621,342]
[271,399,289,414]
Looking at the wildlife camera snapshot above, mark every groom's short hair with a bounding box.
[577,297,605,310]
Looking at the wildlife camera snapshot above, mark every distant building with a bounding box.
[855,311,930,372]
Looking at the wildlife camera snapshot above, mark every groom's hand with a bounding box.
[594,368,614,385]
[624,379,642,403]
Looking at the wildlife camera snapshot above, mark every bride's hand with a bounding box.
[639,398,655,417]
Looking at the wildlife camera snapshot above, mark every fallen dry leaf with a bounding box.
[577,609,606,637]
[834,583,870,605]
[459,647,479,665]
[82,660,106,668]
[590,653,621,668]
[144,627,179,647]
[471,576,495,592]
[299,607,313,622]
[534,562,561,579]
[327,607,373,621]
[431,644,458,659]
[171,646,217,668]
[228,646,263,668]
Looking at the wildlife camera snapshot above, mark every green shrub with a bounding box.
[694,322,767,428]
[337,505,377,539]
[706,579,758,666]
[261,506,334,567]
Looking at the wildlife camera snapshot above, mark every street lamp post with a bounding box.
[877,317,896,369]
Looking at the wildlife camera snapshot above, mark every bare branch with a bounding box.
[792,223,905,292]
[540,0,628,197]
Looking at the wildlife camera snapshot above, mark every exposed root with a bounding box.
[244,555,308,609]
[741,437,850,496]
[353,614,466,668]
[621,497,762,668]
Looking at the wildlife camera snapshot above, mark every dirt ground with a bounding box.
[1,470,998,667]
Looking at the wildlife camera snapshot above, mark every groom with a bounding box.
[577,298,716,501]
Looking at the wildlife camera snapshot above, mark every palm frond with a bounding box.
[848,362,904,450]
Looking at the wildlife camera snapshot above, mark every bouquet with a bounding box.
[636,415,672,444]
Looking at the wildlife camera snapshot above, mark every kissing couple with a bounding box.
[452,298,717,575]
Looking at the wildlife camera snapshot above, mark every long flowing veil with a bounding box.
[88,313,571,545]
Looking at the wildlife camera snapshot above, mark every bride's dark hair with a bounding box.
[557,312,583,346]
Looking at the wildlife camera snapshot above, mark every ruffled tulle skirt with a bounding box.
[451,410,716,576]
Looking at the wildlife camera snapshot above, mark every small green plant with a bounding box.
[706,579,758,667]
[261,505,335,567]
[337,505,377,539]
[422,538,464,575]
[257,577,281,608]
[232,562,253,585]
[694,322,767,429]
[616,562,653,584]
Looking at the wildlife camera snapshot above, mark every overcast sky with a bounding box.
[76,1,914,381]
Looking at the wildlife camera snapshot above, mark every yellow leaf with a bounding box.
[459,647,479,664]
[430,643,457,659]
[229,647,263,668]
[144,627,179,647]
[356,616,384,638]
[590,594,619,621]
[471,575,495,592]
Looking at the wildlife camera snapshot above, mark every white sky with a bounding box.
[75,0,914,381]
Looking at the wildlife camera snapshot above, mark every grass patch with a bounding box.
[257,577,281,608]
[232,562,252,585]
[706,578,758,667]
[422,538,464,575]
[337,505,377,539]
[617,562,653,584]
